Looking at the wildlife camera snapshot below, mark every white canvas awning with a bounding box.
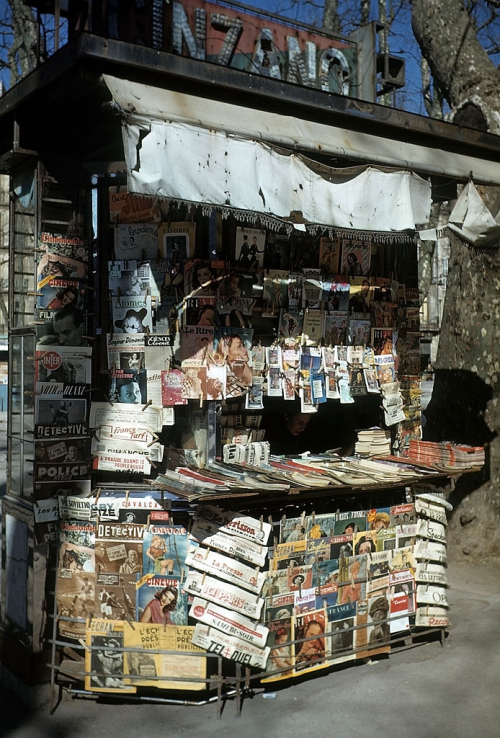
[101,74,500,231]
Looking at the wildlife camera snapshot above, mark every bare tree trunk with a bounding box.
[411,0,500,132]
[411,0,500,560]
[323,0,342,35]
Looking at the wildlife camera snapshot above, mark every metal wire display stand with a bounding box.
[48,568,244,717]
[48,572,447,718]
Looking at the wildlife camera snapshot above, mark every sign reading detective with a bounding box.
[167,0,357,95]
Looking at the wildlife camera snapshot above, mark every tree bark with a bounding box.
[411,0,500,132]
[412,1,500,560]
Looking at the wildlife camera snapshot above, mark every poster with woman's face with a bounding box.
[340,240,371,278]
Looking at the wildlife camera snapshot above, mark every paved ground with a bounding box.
[1,558,499,738]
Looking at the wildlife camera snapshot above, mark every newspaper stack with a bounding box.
[186,505,271,668]
[354,428,392,457]
[414,492,452,628]
[406,440,485,469]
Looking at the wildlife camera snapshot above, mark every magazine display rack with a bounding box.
[46,460,473,716]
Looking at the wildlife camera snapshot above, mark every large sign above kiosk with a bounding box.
[166,1,358,96]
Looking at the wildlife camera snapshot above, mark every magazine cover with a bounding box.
[108,188,161,223]
[94,523,144,575]
[279,310,304,338]
[293,608,327,672]
[326,602,356,664]
[142,524,189,579]
[112,296,152,334]
[35,345,92,385]
[56,569,96,639]
[337,554,368,606]
[107,333,145,373]
[264,617,294,680]
[95,573,138,621]
[340,240,371,277]
[136,574,188,625]
[348,317,371,346]
[235,227,266,269]
[37,252,88,289]
[265,232,291,270]
[58,518,94,571]
[85,620,137,694]
[324,312,348,346]
[262,270,289,316]
[302,310,324,346]
[271,540,307,571]
[37,279,86,313]
[108,260,151,296]
[322,276,350,311]
[161,369,188,406]
[123,622,206,690]
[352,598,387,660]
[319,237,341,274]
[348,276,372,313]
[334,510,368,536]
[180,325,214,367]
[35,396,88,439]
[144,333,176,371]
[36,438,89,466]
[159,221,196,261]
[114,223,160,260]
[280,515,309,545]
[302,268,322,309]
[313,559,340,596]
[287,272,303,309]
[370,301,398,329]
[39,231,88,262]
[216,271,256,329]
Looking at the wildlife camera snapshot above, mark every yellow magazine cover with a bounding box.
[85,619,137,694]
[123,622,206,691]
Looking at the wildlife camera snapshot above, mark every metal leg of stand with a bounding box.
[49,567,60,714]
[235,664,242,717]
[216,655,223,719]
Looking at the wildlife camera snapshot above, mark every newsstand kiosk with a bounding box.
[0,0,494,713]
